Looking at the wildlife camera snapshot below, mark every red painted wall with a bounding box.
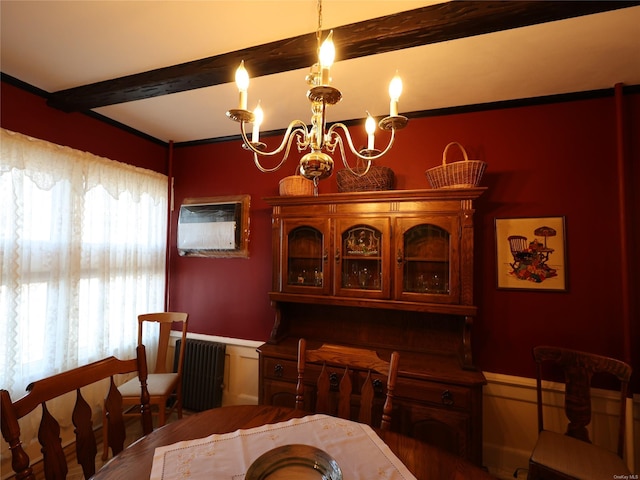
[3,80,638,389]
[0,81,167,173]
[170,94,639,387]
[167,139,279,341]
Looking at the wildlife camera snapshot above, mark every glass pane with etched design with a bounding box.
[341,225,383,291]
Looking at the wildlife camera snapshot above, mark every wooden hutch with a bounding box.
[258,188,486,466]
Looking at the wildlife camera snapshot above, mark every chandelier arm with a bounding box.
[255,128,309,173]
[238,121,310,173]
[240,120,310,157]
[251,152,287,173]
[329,131,371,178]
[327,122,397,162]
[278,129,309,169]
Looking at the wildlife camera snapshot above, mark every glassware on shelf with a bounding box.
[358,267,370,288]
[428,273,443,292]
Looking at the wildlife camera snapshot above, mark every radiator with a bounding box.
[173,339,226,411]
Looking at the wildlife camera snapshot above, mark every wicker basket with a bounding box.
[425,142,486,189]
[279,169,315,196]
[336,165,395,192]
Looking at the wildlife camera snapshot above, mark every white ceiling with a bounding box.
[2,1,639,144]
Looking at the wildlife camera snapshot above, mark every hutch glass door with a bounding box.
[395,217,460,303]
[335,220,390,298]
[282,219,330,294]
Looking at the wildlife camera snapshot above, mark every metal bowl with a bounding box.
[246,444,342,480]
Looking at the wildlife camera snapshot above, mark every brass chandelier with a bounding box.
[226,0,408,186]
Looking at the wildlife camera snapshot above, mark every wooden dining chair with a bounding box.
[527,345,632,479]
[296,338,399,430]
[0,345,152,480]
[102,312,188,459]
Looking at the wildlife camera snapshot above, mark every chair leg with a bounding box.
[158,401,167,427]
[101,407,109,461]
[176,392,183,419]
[513,467,528,478]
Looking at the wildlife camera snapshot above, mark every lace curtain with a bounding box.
[0,129,168,465]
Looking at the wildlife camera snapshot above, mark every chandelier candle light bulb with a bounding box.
[236,60,250,110]
[252,102,263,142]
[366,113,376,150]
[319,31,335,85]
[389,72,403,117]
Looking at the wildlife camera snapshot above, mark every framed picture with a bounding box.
[177,195,250,258]
[495,216,567,291]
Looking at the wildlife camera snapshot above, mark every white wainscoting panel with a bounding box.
[221,342,261,405]
[170,332,261,406]
[482,372,540,478]
[483,371,639,479]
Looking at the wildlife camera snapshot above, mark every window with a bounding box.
[0,129,168,398]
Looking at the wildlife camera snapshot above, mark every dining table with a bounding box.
[91,404,495,480]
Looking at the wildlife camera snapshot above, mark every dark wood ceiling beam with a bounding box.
[46,1,636,112]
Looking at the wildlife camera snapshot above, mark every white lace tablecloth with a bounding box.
[150,414,417,480]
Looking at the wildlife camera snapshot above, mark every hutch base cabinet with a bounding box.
[258,189,486,466]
